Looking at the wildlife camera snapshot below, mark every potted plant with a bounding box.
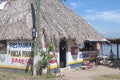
[37,43,54,75]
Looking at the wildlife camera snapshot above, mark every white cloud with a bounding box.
[84,10,120,23]
[70,2,77,7]
[69,2,84,8]
[85,9,96,13]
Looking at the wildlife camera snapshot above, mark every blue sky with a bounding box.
[63,0,120,38]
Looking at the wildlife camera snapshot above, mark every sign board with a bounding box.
[0,41,33,70]
[82,51,99,61]
[71,46,78,55]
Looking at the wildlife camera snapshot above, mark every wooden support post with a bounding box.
[101,43,103,56]
[117,43,119,60]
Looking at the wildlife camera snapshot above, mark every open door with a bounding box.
[59,40,66,68]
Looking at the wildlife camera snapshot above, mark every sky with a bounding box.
[63,0,120,38]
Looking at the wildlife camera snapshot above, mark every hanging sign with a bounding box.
[32,28,36,37]
[71,46,78,55]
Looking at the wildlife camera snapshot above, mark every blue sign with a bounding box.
[32,28,36,37]
[9,43,34,48]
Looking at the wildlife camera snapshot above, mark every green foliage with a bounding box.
[38,43,55,70]
[41,74,57,79]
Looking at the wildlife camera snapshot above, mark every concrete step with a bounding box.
[60,66,71,73]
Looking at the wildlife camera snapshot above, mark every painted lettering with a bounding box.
[9,51,33,58]
[9,43,34,48]
[12,58,32,64]
[10,51,21,57]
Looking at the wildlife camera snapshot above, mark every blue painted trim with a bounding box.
[50,68,60,73]
[69,62,83,68]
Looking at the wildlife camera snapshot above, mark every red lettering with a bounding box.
[12,58,14,63]
[15,58,18,62]
[18,59,21,63]
[21,59,25,64]
[18,59,25,64]
[12,58,26,64]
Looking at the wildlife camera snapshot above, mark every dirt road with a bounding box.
[60,65,120,80]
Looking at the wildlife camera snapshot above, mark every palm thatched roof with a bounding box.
[0,0,104,45]
[107,38,120,43]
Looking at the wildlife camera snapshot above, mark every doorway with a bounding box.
[59,39,67,68]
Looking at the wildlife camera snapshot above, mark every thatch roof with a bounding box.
[0,0,103,44]
[107,38,120,43]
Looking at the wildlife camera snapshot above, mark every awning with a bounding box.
[85,38,110,43]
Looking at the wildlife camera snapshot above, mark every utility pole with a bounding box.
[33,0,40,76]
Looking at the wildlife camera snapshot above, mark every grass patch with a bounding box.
[0,71,58,80]
[0,71,30,80]
[92,74,120,80]
[41,74,58,79]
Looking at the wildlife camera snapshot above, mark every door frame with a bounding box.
[59,39,67,68]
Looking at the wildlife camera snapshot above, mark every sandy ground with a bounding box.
[0,65,120,80]
[59,65,120,80]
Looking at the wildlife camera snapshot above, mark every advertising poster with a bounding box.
[0,41,33,70]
